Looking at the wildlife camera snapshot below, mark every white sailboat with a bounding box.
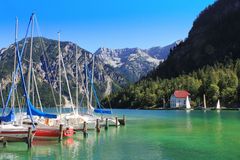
[203,94,207,110]
[216,99,221,110]
[185,96,192,110]
[0,16,37,142]
[52,33,96,131]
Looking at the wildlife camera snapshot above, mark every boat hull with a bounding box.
[34,127,74,140]
[0,127,36,142]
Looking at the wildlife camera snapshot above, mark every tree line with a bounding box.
[103,60,240,109]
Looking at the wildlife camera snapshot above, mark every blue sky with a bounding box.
[0,0,215,52]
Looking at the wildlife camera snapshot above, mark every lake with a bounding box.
[0,109,240,160]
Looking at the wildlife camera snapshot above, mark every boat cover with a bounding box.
[0,108,15,122]
[94,108,112,114]
[27,100,57,118]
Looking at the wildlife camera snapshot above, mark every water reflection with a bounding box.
[215,111,223,144]
[185,111,192,131]
[28,127,120,160]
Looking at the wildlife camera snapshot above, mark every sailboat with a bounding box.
[202,94,210,111]
[43,32,96,131]
[185,96,192,110]
[17,14,74,140]
[81,53,120,126]
[216,99,221,110]
[0,16,36,142]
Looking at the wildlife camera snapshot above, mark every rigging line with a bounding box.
[58,32,75,114]
[15,86,22,115]
[78,63,88,112]
[75,44,79,115]
[16,35,35,128]
[86,66,103,109]
[27,14,34,97]
[90,54,95,107]
[60,46,75,114]
[2,14,32,116]
[35,15,58,109]
[15,86,22,125]
[0,83,5,109]
[58,32,62,115]
[86,64,113,114]
[32,68,43,112]
[84,52,90,112]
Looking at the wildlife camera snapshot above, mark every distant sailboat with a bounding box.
[186,96,191,110]
[216,99,221,110]
[203,94,207,109]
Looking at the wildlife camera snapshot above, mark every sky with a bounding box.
[0,0,215,52]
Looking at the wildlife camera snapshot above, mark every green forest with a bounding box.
[104,60,240,109]
[103,0,240,109]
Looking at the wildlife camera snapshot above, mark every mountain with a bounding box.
[147,40,182,60]
[150,0,240,79]
[0,37,127,106]
[95,41,179,82]
[105,0,240,109]
[0,37,177,106]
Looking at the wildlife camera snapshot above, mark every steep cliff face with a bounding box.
[150,0,240,79]
[94,41,179,82]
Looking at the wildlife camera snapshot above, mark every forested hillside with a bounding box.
[104,61,240,109]
[104,0,240,109]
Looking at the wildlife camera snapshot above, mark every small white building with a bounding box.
[170,90,190,108]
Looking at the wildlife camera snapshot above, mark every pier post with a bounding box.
[83,121,88,138]
[118,115,126,125]
[96,119,100,133]
[59,124,63,142]
[115,117,118,127]
[27,127,32,149]
[3,140,7,147]
[123,115,126,126]
[105,118,108,130]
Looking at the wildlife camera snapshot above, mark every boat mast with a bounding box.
[11,73,14,107]
[203,94,206,109]
[84,52,90,112]
[90,54,95,108]
[12,17,18,109]
[58,32,62,115]
[58,33,75,114]
[27,13,34,98]
[32,68,43,112]
[75,44,79,115]
[32,71,35,106]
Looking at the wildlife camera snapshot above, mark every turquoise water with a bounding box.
[0,110,240,160]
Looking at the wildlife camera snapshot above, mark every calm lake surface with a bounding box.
[0,109,240,160]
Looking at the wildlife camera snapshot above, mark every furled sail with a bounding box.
[26,100,57,118]
[0,108,15,122]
